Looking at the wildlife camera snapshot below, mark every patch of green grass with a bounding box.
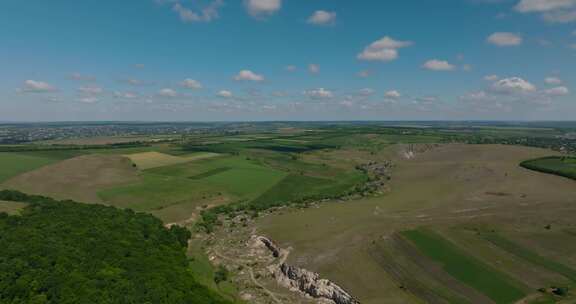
[402,229,526,304]
[0,152,67,182]
[483,233,576,282]
[100,156,286,211]
[189,167,232,180]
[520,156,576,180]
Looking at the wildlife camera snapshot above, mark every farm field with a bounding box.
[2,124,576,304]
[401,229,526,303]
[520,156,576,180]
[255,144,576,304]
[124,151,220,170]
[0,152,72,182]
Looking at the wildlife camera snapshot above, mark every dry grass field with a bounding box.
[2,154,139,203]
[124,151,220,170]
[256,144,575,303]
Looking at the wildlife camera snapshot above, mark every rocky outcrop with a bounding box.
[276,263,360,304]
[255,236,360,304]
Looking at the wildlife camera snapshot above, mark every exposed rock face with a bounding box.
[276,263,360,304]
[255,236,360,304]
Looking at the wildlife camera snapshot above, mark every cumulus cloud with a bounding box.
[172,0,223,23]
[180,78,203,89]
[544,86,570,96]
[491,77,536,94]
[545,76,563,85]
[515,0,576,13]
[234,70,265,81]
[307,10,337,26]
[285,65,296,72]
[304,88,333,99]
[19,80,56,93]
[244,0,281,18]
[422,59,456,71]
[487,32,523,46]
[308,64,320,74]
[514,0,576,23]
[217,90,233,98]
[384,90,401,98]
[158,88,178,97]
[357,36,413,62]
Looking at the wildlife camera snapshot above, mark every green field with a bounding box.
[483,232,576,282]
[0,152,68,182]
[99,156,287,212]
[520,156,576,180]
[402,229,526,304]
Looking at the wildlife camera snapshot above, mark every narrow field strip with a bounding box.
[482,233,576,282]
[402,229,526,304]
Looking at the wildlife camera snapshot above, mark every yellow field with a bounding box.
[124,151,220,170]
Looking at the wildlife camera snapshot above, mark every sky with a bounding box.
[0,0,575,121]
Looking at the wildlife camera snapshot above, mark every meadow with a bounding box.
[520,156,576,180]
[402,229,526,304]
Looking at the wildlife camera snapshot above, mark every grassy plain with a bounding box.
[402,229,526,303]
[0,152,70,182]
[257,144,576,304]
[124,151,220,170]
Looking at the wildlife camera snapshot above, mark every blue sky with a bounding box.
[0,0,575,121]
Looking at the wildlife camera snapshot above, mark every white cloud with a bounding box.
[543,10,576,22]
[484,74,499,81]
[285,65,296,72]
[78,86,103,95]
[217,90,233,98]
[307,10,337,26]
[234,70,265,82]
[180,78,203,89]
[244,0,281,18]
[78,97,99,103]
[304,88,333,99]
[359,88,375,96]
[487,32,523,46]
[308,64,320,74]
[19,80,56,93]
[544,86,570,96]
[462,64,473,72]
[158,88,178,97]
[491,77,536,94]
[545,76,563,85]
[515,0,576,13]
[172,1,223,23]
[357,36,413,62]
[384,90,401,98]
[422,59,456,71]
[514,0,576,23]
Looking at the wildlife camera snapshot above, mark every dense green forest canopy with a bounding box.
[0,190,231,304]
